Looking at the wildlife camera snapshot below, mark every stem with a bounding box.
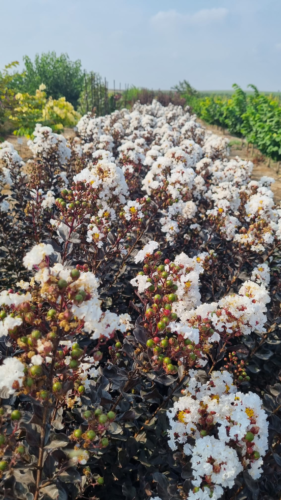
[223,259,245,297]
[34,405,48,500]
[95,216,145,273]
[208,342,227,374]
[111,372,137,412]
[263,242,281,263]
[249,322,277,358]
[61,215,76,264]
[109,222,152,290]
[230,485,244,500]
[273,404,281,415]
[33,333,60,500]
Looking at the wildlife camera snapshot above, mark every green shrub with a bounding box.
[9,84,80,138]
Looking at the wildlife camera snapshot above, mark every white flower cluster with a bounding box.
[251,262,270,286]
[41,190,56,209]
[171,252,207,317]
[0,290,32,307]
[75,99,281,252]
[168,371,268,499]
[23,242,55,270]
[65,449,90,465]
[0,289,33,337]
[0,315,23,338]
[232,178,281,253]
[73,158,128,204]
[134,240,159,263]
[2,98,281,259]
[131,241,270,348]
[27,124,71,166]
[0,358,25,397]
[182,279,270,349]
[23,244,132,340]
[0,141,23,176]
[75,103,203,244]
[211,280,270,337]
[130,248,206,315]
[0,142,22,207]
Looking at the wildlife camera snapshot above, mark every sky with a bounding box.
[1,0,281,91]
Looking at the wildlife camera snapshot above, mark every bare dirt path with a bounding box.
[3,124,281,202]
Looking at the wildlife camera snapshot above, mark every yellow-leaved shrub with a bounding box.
[10,84,80,138]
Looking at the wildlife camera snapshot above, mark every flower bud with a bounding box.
[94,351,103,361]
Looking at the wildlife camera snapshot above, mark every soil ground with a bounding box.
[3,123,281,202]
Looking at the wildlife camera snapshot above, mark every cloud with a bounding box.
[191,8,228,25]
[151,8,228,30]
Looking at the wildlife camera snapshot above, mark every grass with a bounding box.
[199,90,281,99]
[229,139,242,147]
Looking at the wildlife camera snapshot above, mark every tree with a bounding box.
[172,79,199,98]
[12,52,84,109]
[0,61,20,138]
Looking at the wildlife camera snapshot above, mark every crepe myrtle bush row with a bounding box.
[0,100,280,500]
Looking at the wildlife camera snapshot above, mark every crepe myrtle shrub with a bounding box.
[0,128,72,288]
[0,101,280,500]
[0,246,129,500]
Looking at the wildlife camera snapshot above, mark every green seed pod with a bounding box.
[71,269,80,279]
[73,429,83,438]
[245,432,255,442]
[0,461,7,471]
[98,414,108,425]
[58,279,68,289]
[52,382,62,393]
[107,411,116,421]
[11,410,22,421]
[86,430,96,440]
